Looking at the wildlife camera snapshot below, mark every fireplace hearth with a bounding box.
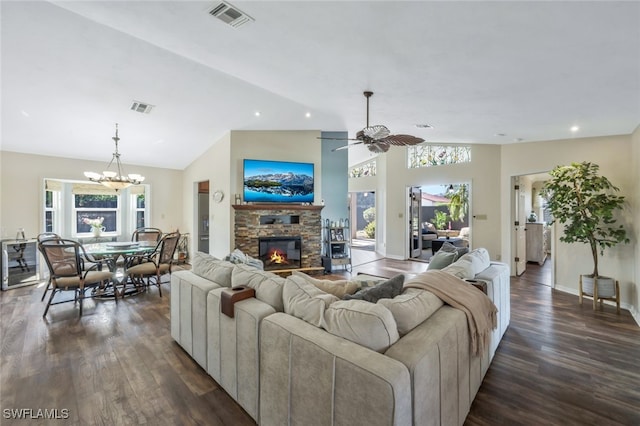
[259,236,302,271]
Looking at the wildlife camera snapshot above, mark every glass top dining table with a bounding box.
[82,241,157,297]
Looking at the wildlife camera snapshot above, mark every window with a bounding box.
[408,145,471,169]
[349,160,377,178]
[42,179,150,238]
[74,194,119,236]
[134,193,146,229]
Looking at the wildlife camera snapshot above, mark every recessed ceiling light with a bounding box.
[570,125,579,132]
[254,111,261,117]
[415,124,433,129]
[495,133,506,137]
[514,138,524,142]
[305,112,311,118]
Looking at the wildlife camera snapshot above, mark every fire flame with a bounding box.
[270,250,287,264]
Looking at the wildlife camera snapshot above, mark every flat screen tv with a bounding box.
[243,159,314,203]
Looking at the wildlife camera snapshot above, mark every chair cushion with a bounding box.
[126,262,157,275]
[55,270,112,288]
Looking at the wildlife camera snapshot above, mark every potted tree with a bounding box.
[541,162,629,311]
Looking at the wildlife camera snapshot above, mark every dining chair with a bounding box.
[131,227,163,243]
[36,232,61,301]
[125,232,180,297]
[40,238,113,318]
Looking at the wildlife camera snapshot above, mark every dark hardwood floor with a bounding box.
[1,259,638,425]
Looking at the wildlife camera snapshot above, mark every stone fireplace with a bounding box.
[233,204,323,269]
[259,236,302,271]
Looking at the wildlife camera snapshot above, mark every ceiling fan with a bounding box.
[320,91,425,153]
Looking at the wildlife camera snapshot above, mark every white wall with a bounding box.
[349,144,502,260]
[631,125,640,324]
[500,134,636,311]
[0,151,183,240]
[182,130,322,259]
[181,133,232,259]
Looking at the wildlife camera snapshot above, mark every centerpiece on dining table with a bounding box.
[83,216,105,237]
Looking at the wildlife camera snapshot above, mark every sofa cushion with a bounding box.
[283,274,339,327]
[231,264,285,311]
[192,251,235,287]
[322,300,399,353]
[427,250,457,270]
[292,271,360,298]
[343,274,405,303]
[458,248,491,275]
[377,289,444,335]
[441,257,475,280]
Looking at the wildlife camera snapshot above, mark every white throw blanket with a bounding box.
[404,270,497,356]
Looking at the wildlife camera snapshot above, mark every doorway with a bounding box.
[349,191,376,251]
[511,173,553,286]
[197,181,209,254]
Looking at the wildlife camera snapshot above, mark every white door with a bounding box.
[409,187,422,258]
[513,178,527,275]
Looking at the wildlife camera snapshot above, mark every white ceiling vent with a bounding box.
[208,1,254,28]
[130,101,154,114]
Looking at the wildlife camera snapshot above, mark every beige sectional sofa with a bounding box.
[170,249,510,425]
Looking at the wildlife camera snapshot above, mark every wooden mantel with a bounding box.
[232,204,324,211]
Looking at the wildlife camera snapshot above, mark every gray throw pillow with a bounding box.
[427,250,457,270]
[343,274,405,303]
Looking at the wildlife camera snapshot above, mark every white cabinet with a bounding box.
[525,223,548,265]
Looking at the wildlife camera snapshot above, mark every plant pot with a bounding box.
[92,227,104,238]
[581,275,616,298]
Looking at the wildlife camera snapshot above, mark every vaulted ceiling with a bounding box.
[2,1,639,169]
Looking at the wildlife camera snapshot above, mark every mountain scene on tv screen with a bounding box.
[244,172,313,201]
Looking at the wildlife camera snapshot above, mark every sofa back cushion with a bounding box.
[323,300,399,353]
[231,264,286,311]
[283,275,339,327]
[192,251,235,287]
[457,248,491,275]
[377,289,444,335]
[292,271,360,298]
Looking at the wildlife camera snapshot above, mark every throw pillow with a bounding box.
[343,274,405,303]
[291,271,360,298]
[457,248,491,275]
[441,257,475,279]
[378,289,444,335]
[427,250,457,270]
[283,274,339,327]
[439,241,459,255]
[322,300,399,353]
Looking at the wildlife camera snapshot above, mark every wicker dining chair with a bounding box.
[36,232,61,301]
[131,227,163,243]
[125,232,180,297]
[40,238,113,318]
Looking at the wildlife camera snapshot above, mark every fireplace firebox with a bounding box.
[259,236,301,271]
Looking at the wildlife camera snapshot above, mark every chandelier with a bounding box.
[84,123,145,190]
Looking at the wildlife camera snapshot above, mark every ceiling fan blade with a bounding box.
[316,136,360,141]
[362,125,390,140]
[380,134,425,146]
[332,141,365,152]
[367,141,390,153]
